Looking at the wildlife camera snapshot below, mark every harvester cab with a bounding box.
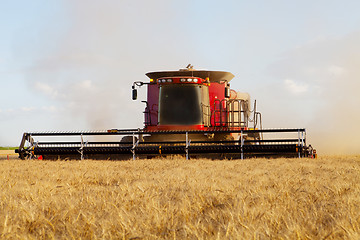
[134,67,255,132]
[16,66,316,160]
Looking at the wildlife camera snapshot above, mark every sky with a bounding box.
[1,0,360,154]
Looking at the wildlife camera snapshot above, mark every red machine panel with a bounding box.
[208,82,227,126]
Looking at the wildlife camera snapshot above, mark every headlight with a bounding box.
[162,79,166,83]
[167,79,172,83]
[180,78,186,82]
[187,78,192,82]
[193,78,198,83]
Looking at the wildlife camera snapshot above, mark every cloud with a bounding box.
[21,107,36,112]
[284,79,308,94]
[41,106,56,112]
[35,81,60,98]
[77,80,93,90]
[328,65,346,76]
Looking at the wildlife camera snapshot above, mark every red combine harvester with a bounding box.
[16,66,316,160]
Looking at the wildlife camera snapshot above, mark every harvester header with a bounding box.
[16,65,316,160]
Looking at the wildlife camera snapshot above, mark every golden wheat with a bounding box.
[0,156,360,239]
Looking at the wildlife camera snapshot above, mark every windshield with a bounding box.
[159,85,202,125]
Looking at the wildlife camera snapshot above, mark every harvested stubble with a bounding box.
[0,150,17,160]
[0,156,360,239]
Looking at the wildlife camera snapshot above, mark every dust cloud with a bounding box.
[25,0,186,130]
[271,32,360,154]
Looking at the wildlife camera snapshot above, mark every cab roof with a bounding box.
[146,69,235,83]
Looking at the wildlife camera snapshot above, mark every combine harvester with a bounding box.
[16,65,316,160]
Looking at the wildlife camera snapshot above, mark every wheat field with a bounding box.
[0,156,359,239]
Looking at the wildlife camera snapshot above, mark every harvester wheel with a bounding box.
[120,136,138,144]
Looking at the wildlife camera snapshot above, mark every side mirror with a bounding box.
[225,84,231,98]
[132,89,137,100]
